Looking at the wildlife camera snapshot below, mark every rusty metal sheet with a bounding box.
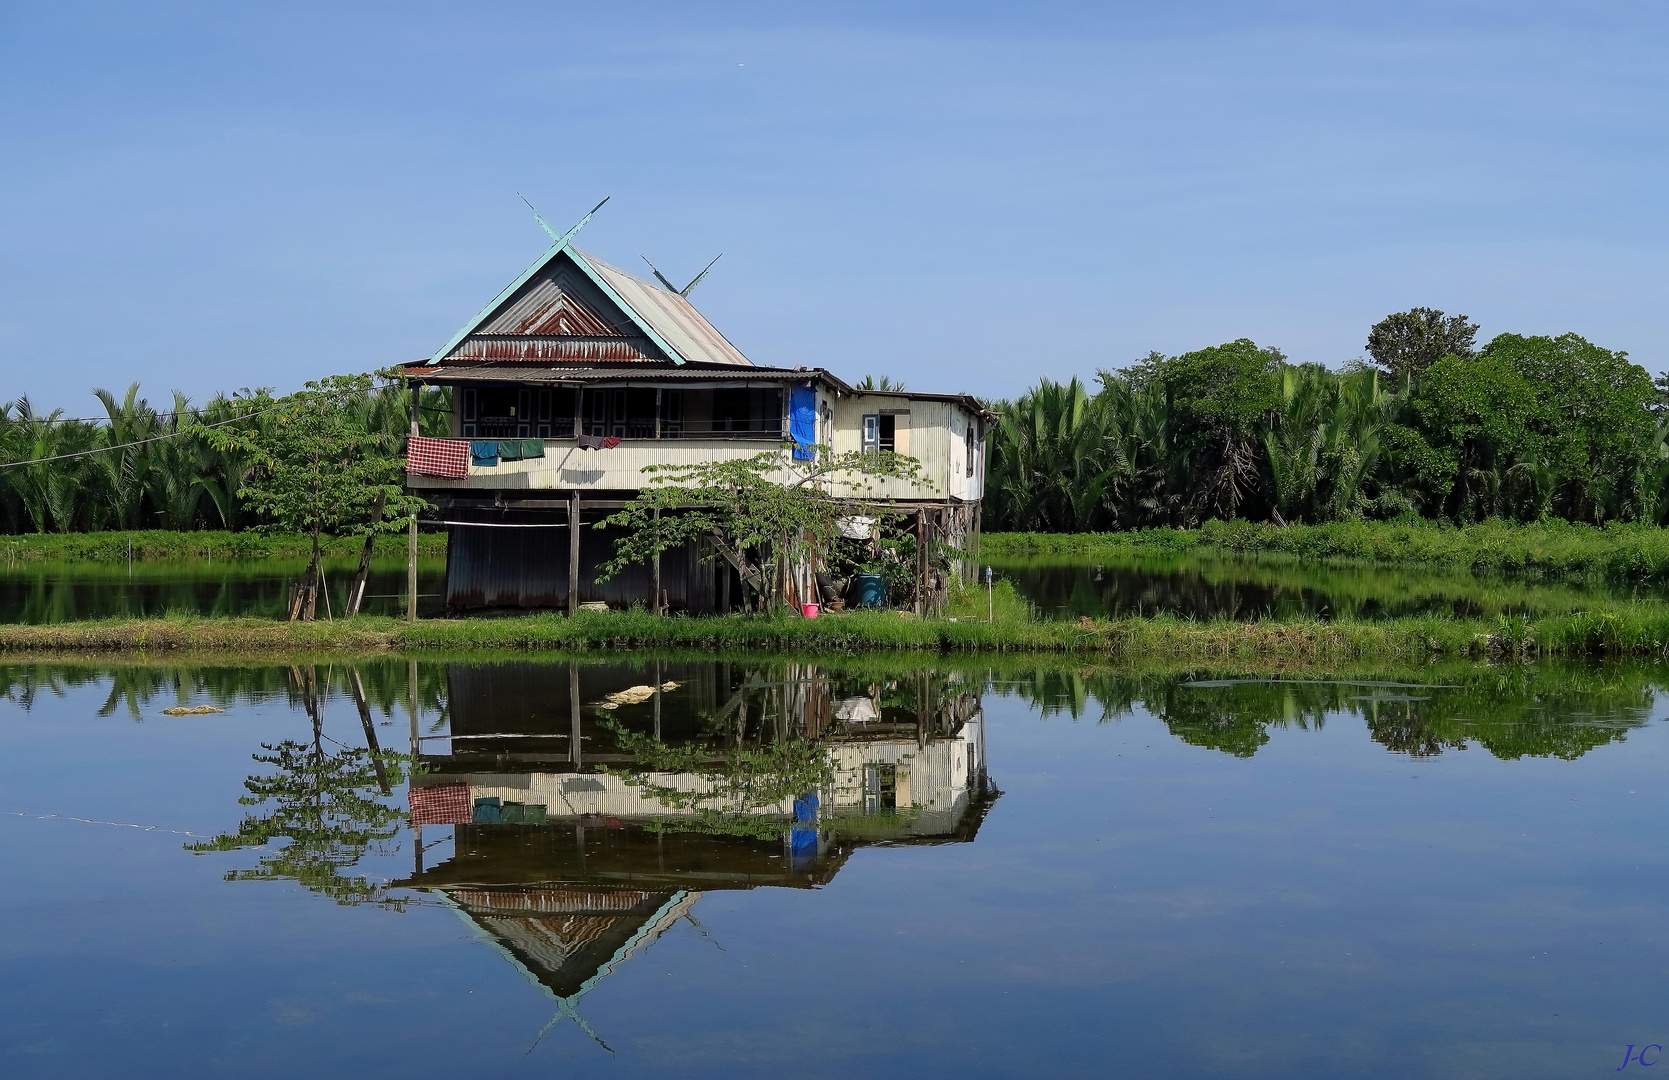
[443,337,660,362]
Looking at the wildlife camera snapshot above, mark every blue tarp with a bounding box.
[789,386,816,461]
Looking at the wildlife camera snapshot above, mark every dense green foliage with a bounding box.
[0,380,450,534]
[0,530,447,563]
[985,311,1669,531]
[982,518,1669,583]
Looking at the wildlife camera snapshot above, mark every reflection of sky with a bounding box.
[1,669,1667,1076]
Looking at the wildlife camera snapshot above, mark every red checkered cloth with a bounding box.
[408,782,472,826]
[406,436,470,479]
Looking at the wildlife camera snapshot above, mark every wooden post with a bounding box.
[407,659,420,759]
[569,661,582,767]
[407,382,420,623]
[568,490,581,615]
[914,509,925,617]
[654,387,662,440]
[651,505,661,614]
[653,658,662,740]
[348,668,390,795]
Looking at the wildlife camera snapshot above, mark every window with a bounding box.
[474,387,523,438]
[878,414,896,453]
[965,422,976,477]
[661,390,684,438]
[861,414,879,455]
[863,763,898,812]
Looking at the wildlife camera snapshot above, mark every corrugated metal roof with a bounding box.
[580,249,752,367]
[407,362,838,387]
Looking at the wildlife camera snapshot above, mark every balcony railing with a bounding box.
[469,417,787,440]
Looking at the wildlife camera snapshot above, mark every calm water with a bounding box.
[2,656,1666,1077]
[992,553,1668,621]
[0,558,448,623]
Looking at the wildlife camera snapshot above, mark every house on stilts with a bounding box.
[403,212,990,614]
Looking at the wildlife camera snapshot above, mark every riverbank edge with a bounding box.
[1,608,1662,660]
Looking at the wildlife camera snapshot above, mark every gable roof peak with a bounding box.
[429,231,751,368]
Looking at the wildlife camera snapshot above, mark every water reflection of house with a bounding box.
[397,660,995,1044]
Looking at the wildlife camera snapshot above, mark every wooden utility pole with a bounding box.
[407,382,420,623]
[568,490,581,614]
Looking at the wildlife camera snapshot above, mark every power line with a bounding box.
[12,393,448,426]
[0,400,290,471]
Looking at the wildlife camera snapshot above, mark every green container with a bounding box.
[851,573,887,609]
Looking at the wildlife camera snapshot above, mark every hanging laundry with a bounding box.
[470,440,500,466]
[408,782,471,825]
[471,796,502,823]
[406,436,470,480]
[497,438,546,462]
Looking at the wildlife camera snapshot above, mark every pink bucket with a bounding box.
[801,603,820,619]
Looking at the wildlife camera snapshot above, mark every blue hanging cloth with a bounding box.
[789,386,817,461]
[469,440,500,466]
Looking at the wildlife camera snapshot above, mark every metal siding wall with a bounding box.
[445,522,705,611]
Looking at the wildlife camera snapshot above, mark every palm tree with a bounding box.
[989,377,1121,531]
[92,383,160,530]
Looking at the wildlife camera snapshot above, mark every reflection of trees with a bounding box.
[188,740,407,905]
[997,663,1657,761]
[186,666,409,906]
[0,658,448,721]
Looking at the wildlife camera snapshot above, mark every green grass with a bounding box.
[980,519,1669,582]
[9,590,1669,660]
[0,530,448,564]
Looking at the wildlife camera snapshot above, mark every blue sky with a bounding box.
[2,1,1666,412]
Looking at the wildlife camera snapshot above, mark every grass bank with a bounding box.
[0,530,448,564]
[981,519,1669,582]
[8,601,1669,661]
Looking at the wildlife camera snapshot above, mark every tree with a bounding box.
[597,445,928,612]
[1411,353,1543,521]
[1366,308,1479,383]
[856,375,906,391]
[205,373,428,620]
[1159,339,1281,521]
[1477,332,1655,522]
